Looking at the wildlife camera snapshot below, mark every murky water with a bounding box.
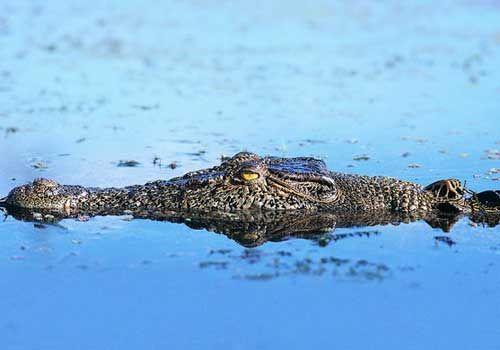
[1,1,499,349]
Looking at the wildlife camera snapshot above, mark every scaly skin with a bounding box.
[1,152,498,217]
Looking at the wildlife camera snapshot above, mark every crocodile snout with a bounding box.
[3,178,70,210]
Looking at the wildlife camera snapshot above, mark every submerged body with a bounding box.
[1,152,499,218]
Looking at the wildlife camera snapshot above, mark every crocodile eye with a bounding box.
[240,171,259,181]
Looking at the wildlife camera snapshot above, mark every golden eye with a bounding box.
[240,171,259,181]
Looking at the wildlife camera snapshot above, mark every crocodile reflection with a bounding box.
[2,206,498,247]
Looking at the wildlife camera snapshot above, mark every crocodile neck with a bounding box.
[330,173,435,212]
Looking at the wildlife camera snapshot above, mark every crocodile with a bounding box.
[1,152,499,220]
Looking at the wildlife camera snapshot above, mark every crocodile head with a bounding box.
[169,152,339,211]
[1,152,340,213]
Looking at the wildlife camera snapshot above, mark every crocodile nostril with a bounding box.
[33,178,59,188]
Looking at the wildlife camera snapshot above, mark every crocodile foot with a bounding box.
[424,179,465,200]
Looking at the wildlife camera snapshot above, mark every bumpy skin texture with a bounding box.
[2,152,497,217]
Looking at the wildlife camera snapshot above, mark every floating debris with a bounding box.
[132,104,159,110]
[401,152,411,158]
[76,137,86,143]
[401,136,428,144]
[5,127,19,134]
[32,161,48,169]
[209,249,232,255]
[167,162,178,169]
[117,160,140,167]
[237,273,277,281]
[197,241,394,282]
[175,139,201,145]
[353,155,370,161]
[276,251,292,257]
[484,149,500,160]
[240,249,262,264]
[319,257,350,266]
[385,55,404,69]
[408,163,421,168]
[302,139,327,144]
[10,256,25,261]
[199,261,228,269]
[186,150,207,157]
[434,236,456,247]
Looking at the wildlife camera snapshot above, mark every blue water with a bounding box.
[1,1,499,349]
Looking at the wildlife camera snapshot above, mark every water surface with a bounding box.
[0,1,499,349]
